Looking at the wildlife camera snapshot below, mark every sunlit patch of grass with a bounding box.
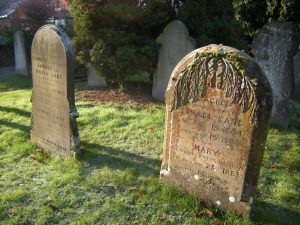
[0,76,299,224]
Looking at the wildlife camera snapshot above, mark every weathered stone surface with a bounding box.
[160,44,272,217]
[87,67,107,87]
[14,31,28,76]
[293,51,300,99]
[31,25,80,157]
[253,22,298,127]
[152,20,195,102]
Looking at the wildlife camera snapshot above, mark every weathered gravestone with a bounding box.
[253,22,298,127]
[14,31,28,76]
[31,25,80,157]
[293,51,300,99]
[152,20,195,101]
[160,45,272,217]
[87,67,107,87]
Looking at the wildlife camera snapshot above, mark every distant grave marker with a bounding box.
[293,51,300,99]
[31,25,80,157]
[152,20,195,101]
[14,31,28,76]
[253,22,298,127]
[160,45,272,217]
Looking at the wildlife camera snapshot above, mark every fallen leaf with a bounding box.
[158,214,167,223]
[195,211,204,218]
[7,213,15,218]
[204,209,214,216]
[29,154,37,160]
[128,186,137,192]
[47,203,57,211]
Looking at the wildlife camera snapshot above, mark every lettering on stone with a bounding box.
[160,44,272,217]
[30,25,80,157]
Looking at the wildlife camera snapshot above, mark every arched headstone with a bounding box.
[152,20,195,101]
[253,22,298,127]
[160,45,272,217]
[31,25,80,157]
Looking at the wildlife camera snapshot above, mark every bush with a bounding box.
[233,0,300,37]
[178,0,247,50]
[71,0,171,87]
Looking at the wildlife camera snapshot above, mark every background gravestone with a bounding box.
[152,20,195,102]
[31,25,80,157]
[293,51,300,99]
[160,44,272,217]
[253,22,298,127]
[14,31,28,76]
[87,67,107,87]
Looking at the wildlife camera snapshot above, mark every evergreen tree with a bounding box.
[233,0,300,36]
[178,0,247,50]
[71,0,170,87]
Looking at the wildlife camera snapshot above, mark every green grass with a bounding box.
[0,75,299,225]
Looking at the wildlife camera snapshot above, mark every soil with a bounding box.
[76,87,163,107]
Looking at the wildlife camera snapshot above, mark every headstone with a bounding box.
[152,20,195,101]
[14,31,28,76]
[293,51,300,99]
[87,67,107,87]
[253,22,298,127]
[30,25,80,157]
[160,44,272,217]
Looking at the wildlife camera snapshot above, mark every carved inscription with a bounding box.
[31,25,79,157]
[169,90,252,197]
[161,45,273,217]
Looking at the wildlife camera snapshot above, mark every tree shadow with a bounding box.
[78,141,161,177]
[0,105,31,118]
[251,200,300,225]
[0,75,32,92]
[0,119,30,136]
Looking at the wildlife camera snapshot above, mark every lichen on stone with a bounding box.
[170,47,258,124]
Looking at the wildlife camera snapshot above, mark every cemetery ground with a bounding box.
[0,75,299,225]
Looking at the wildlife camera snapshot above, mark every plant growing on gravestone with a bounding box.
[233,0,300,37]
[71,0,171,88]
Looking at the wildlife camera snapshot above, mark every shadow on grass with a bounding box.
[0,75,32,92]
[0,106,31,118]
[0,119,30,136]
[251,200,300,225]
[79,141,160,177]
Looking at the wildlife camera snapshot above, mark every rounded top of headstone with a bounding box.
[157,20,191,42]
[166,44,272,121]
[32,24,73,58]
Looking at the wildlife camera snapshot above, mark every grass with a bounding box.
[0,75,299,225]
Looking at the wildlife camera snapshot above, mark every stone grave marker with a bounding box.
[87,67,107,87]
[31,25,80,157]
[14,31,28,76]
[253,22,298,127]
[293,51,300,99]
[160,45,272,217]
[152,20,195,101]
